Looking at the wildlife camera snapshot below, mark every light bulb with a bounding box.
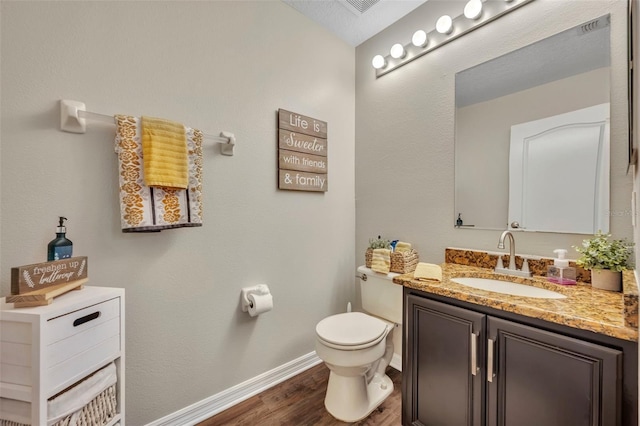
[372,54,386,69]
[436,15,453,34]
[390,43,406,59]
[412,30,428,48]
[464,0,483,20]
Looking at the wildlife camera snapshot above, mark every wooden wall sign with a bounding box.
[278,109,328,192]
[11,256,88,295]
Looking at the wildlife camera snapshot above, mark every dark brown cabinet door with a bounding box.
[404,295,485,426]
[487,316,622,426]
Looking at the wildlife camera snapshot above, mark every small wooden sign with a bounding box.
[11,256,88,295]
[7,279,87,308]
[278,109,328,192]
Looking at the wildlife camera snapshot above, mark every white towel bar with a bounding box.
[59,99,236,156]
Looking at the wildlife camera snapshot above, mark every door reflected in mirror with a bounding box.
[454,15,611,233]
[508,103,610,234]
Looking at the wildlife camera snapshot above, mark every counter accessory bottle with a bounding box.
[47,216,73,261]
[546,248,576,285]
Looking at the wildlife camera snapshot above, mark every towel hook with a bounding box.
[219,131,235,156]
[60,100,87,133]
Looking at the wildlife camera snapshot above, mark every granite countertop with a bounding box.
[393,263,638,342]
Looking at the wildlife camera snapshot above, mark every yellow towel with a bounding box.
[395,242,412,253]
[142,116,188,189]
[413,262,442,282]
[371,249,391,274]
[115,115,204,232]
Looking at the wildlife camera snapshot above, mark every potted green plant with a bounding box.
[574,231,634,291]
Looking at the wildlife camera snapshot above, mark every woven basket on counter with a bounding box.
[365,248,419,274]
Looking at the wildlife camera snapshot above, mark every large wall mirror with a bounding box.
[454,15,612,233]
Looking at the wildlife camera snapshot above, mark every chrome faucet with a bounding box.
[495,230,532,277]
[498,230,517,270]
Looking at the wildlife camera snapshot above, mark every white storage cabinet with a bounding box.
[0,286,125,426]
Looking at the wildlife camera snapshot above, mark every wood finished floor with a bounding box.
[197,363,402,425]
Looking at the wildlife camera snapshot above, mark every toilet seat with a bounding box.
[316,312,389,350]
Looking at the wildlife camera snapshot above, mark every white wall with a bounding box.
[0,2,355,424]
[355,0,633,267]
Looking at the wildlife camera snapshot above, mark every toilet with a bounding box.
[315,266,403,422]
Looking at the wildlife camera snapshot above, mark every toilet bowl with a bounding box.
[315,266,403,422]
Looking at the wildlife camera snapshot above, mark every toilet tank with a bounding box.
[358,266,403,324]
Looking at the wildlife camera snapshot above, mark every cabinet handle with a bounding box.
[73,311,101,327]
[487,338,495,382]
[470,332,478,376]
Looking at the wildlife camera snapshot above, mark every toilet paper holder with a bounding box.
[241,284,270,312]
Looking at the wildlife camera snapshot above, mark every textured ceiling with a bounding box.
[456,15,611,107]
[281,0,429,46]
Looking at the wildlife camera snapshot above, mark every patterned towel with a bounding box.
[141,116,189,189]
[115,115,203,232]
[413,262,442,282]
[371,249,391,274]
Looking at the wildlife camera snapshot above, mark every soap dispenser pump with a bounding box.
[547,249,576,285]
[47,216,73,261]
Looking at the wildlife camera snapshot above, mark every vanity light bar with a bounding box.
[373,0,535,78]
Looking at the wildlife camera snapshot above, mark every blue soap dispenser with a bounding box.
[47,216,73,261]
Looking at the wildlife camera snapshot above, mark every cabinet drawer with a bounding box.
[44,297,121,395]
[47,335,120,396]
[45,297,120,345]
[48,317,120,368]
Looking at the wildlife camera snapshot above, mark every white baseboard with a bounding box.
[146,352,322,426]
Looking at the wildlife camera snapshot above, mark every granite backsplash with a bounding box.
[445,247,591,283]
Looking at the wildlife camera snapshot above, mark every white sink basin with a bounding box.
[451,277,567,299]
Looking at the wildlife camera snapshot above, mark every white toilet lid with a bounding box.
[316,312,388,347]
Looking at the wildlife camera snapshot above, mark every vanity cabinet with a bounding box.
[486,316,621,426]
[404,297,485,425]
[404,291,630,426]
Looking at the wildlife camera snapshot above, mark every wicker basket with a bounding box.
[365,248,419,274]
[52,384,117,426]
[1,383,117,426]
[0,421,25,426]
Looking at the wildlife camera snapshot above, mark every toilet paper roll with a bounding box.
[248,293,273,317]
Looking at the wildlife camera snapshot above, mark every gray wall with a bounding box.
[0,2,355,424]
[355,0,633,269]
